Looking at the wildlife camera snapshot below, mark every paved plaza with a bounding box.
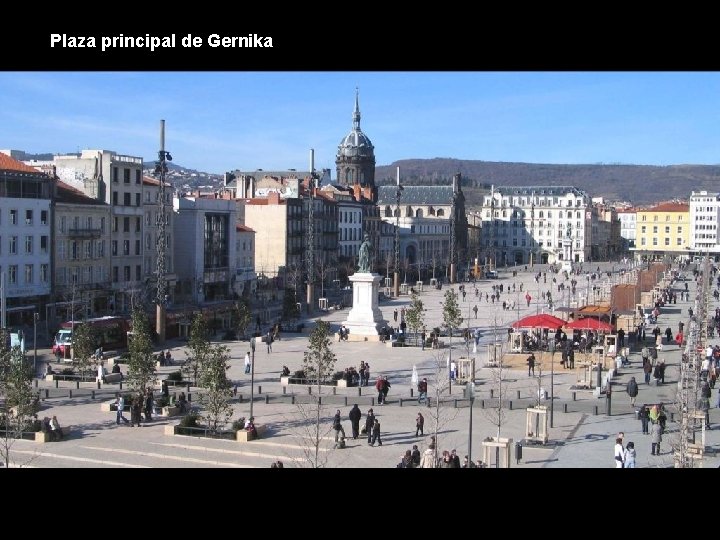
[6,262,719,468]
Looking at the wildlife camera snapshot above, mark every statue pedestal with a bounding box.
[343,273,385,342]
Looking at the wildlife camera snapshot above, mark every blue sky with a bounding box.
[2,72,720,174]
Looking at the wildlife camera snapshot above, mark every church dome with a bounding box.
[336,90,375,159]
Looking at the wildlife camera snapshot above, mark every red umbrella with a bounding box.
[511,313,566,329]
[565,318,613,332]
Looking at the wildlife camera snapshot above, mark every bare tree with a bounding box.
[483,313,509,467]
[233,299,252,340]
[72,322,98,382]
[198,344,234,433]
[405,292,425,346]
[425,352,460,466]
[127,309,157,394]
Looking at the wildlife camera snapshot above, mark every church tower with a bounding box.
[336,89,376,189]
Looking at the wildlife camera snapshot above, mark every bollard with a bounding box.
[91,390,95,400]
[291,395,296,404]
[97,381,101,390]
[372,398,375,406]
[670,412,675,422]
[76,381,80,390]
[318,396,322,405]
[490,389,494,398]
[258,386,262,395]
[572,391,576,401]
[69,390,73,399]
[265,395,270,404]
[594,405,599,415]
[399,398,403,407]
[563,403,568,413]
[344,397,348,406]
[308,386,312,394]
[358,387,362,396]
[234,385,238,396]
[454,399,458,408]
[283,387,287,395]
[188,393,192,402]
[480,399,485,408]
[45,389,49,399]
[517,390,521,399]
[119,381,123,390]
[410,388,414,397]
[55,380,59,389]
[333,387,336,395]
[509,400,513,410]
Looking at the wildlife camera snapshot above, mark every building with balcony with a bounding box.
[633,202,690,259]
[689,191,720,255]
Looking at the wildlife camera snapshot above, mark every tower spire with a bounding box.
[353,87,361,130]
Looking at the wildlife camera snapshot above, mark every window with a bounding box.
[71,241,78,260]
[97,240,105,258]
[41,210,48,226]
[9,236,17,255]
[113,217,118,232]
[58,242,65,260]
[146,234,151,250]
[123,240,130,255]
[112,240,118,256]
[73,216,80,230]
[641,226,646,233]
[652,237,658,246]
[653,226,658,233]
[136,217,141,232]
[123,217,130,233]
[665,215,670,221]
[135,193,141,207]
[100,217,106,232]
[10,209,17,225]
[653,215,658,221]
[135,240,140,255]
[24,264,33,284]
[60,216,66,233]
[665,226,670,234]
[145,192,151,203]
[136,265,141,281]
[40,264,48,283]
[677,238,683,245]
[124,193,131,206]
[85,241,92,259]
[124,266,131,281]
[123,168,130,184]
[25,236,32,254]
[135,169,141,185]
[8,265,17,284]
[664,238,670,246]
[113,167,119,183]
[86,216,93,230]
[112,191,118,205]
[113,266,119,283]
[678,226,682,234]
[41,236,48,254]
[25,209,32,225]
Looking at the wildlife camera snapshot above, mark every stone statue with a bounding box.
[357,233,373,273]
[566,222,572,238]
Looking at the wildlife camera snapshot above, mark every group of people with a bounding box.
[334,406,383,447]
[115,389,155,427]
[41,415,63,441]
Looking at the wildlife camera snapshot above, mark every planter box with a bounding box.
[236,424,267,442]
[280,376,291,387]
[35,426,71,443]
[159,405,181,417]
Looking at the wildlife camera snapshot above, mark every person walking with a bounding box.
[417,378,428,404]
[643,358,653,385]
[365,408,375,444]
[624,442,636,468]
[415,412,424,437]
[332,409,346,443]
[244,351,251,374]
[370,418,382,446]
[638,405,650,434]
[527,353,536,377]
[626,376,639,407]
[614,437,625,468]
[650,421,662,455]
[116,393,129,425]
[382,376,391,404]
[393,308,398,322]
[375,376,385,405]
[348,404,362,440]
[421,329,426,351]
[144,388,154,423]
[266,331,273,353]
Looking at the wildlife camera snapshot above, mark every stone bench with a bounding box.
[236,424,268,442]
[103,373,123,384]
[35,426,71,443]
[385,340,407,348]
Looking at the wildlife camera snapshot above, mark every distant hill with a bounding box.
[375,159,720,206]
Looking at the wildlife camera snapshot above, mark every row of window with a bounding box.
[639,215,684,222]
[59,216,106,233]
[339,211,361,223]
[484,197,585,208]
[640,226,683,234]
[341,228,363,242]
[56,266,108,286]
[112,167,142,185]
[639,238,683,246]
[0,235,49,255]
[1,263,49,285]
[483,239,583,248]
[0,209,49,226]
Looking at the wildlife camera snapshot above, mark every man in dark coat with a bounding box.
[348,404,362,440]
[626,376,639,407]
[365,408,375,444]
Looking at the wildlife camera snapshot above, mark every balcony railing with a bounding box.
[67,227,103,238]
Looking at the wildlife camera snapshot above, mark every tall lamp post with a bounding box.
[549,340,555,428]
[466,381,475,463]
[394,167,403,297]
[154,119,172,345]
[33,312,39,375]
[250,336,256,421]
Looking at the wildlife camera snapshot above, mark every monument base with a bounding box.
[343,272,385,338]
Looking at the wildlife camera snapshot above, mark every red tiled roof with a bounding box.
[0,152,45,174]
[645,202,689,213]
[142,175,170,187]
[236,224,255,232]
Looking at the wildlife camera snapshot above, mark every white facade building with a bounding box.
[0,152,52,324]
[617,209,637,249]
[478,185,592,266]
[690,190,720,253]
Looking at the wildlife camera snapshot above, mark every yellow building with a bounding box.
[634,202,689,257]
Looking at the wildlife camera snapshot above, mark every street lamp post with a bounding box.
[466,381,475,463]
[394,167,403,298]
[549,341,555,428]
[250,336,256,421]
